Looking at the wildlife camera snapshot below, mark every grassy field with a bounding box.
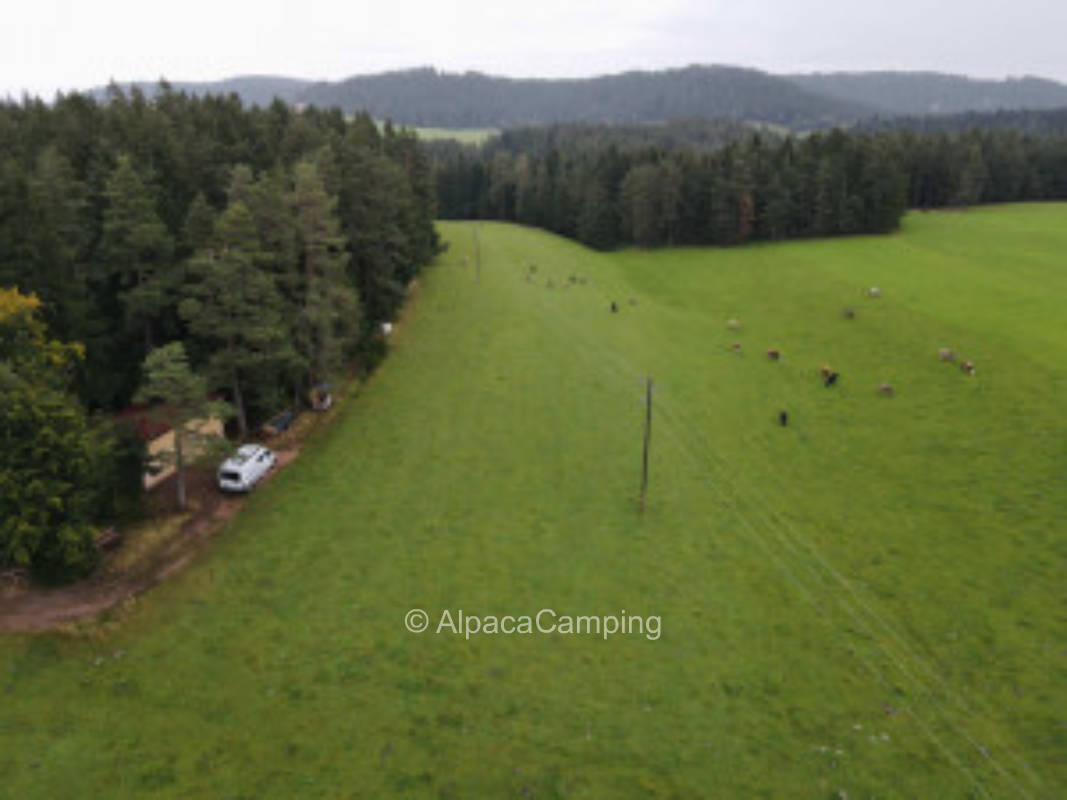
[411,126,497,145]
[1,205,1064,798]
[368,118,497,145]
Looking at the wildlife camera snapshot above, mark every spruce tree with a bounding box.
[99,154,174,354]
[179,202,292,438]
[293,159,360,388]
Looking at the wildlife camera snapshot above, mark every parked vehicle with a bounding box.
[217,444,277,492]
[261,409,294,437]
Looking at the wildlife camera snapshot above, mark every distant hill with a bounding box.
[85,66,1067,131]
[295,65,868,129]
[789,71,1067,116]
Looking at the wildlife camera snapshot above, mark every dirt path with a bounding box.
[0,449,299,633]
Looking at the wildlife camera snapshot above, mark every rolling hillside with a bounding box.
[87,65,1067,130]
[297,65,868,128]
[0,205,1063,797]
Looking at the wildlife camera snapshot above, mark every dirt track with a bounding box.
[0,449,298,633]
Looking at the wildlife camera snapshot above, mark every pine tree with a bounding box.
[293,159,361,387]
[99,154,174,354]
[951,136,989,207]
[620,163,663,247]
[338,136,414,324]
[179,201,293,438]
[576,179,617,250]
[181,192,216,256]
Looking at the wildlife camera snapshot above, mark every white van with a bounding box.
[217,444,277,492]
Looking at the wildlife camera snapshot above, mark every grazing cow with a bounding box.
[961,360,976,375]
[778,410,789,427]
[730,341,742,352]
[843,307,855,319]
[819,363,833,379]
[726,318,741,331]
[868,286,882,298]
[610,301,618,313]
[879,382,895,397]
[767,348,780,361]
[939,347,956,362]
[825,372,839,387]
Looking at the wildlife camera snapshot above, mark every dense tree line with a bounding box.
[790,72,1067,118]
[0,84,437,413]
[485,119,768,156]
[434,125,1067,249]
[436,129,906,248]
[856,107,1067,138]
[0,85,438,579]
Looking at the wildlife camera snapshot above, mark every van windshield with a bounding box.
[219,471,241,482]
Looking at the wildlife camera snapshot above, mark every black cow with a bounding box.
[778,410,789,427]
[824,372,839,387]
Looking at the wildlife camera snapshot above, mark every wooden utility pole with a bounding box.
[639,377,653,512]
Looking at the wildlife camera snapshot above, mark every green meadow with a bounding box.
[1,205,1064,798]
[411,126,498,145]
[369,119,498,145]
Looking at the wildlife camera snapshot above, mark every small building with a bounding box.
[114,405,225,491]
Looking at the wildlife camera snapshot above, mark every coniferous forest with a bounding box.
[5,81,1067,580]
[433,123,1067,250]
[0,85,438,579]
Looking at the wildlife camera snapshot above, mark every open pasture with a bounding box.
[0,205,1064,798]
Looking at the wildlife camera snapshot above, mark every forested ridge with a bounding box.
[433,123,1067,249]
[89,66,1067,131]
[0,85,438,578]
[789,72,1067,117]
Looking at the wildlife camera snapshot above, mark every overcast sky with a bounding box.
[5,0,1067,98]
